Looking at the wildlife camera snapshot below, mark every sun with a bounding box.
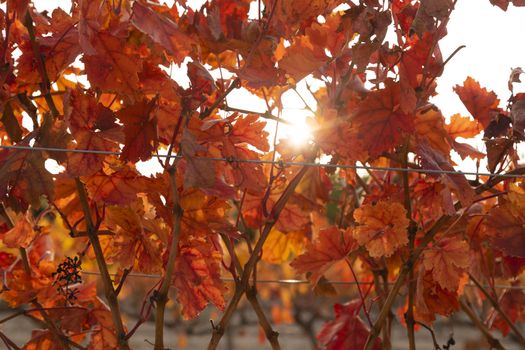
[286,120,313,147]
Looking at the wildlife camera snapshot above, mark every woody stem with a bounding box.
[154,166,183,350]
[207,165,310,350]
[75,179,129,350]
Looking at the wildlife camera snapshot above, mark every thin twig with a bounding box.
[459,298,506,350]
[469,273,525,346]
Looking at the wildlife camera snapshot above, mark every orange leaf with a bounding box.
[2,214,36,249]
[278,35,327,81]
[486,285,525,336]
[445,114,482,139]
[173,236,226,319]
[414,269,460,324]
[105,201,166,272]
[86,162,150,205]
[88,299,119,350]
[291,226,356,285]
[262,229,306,264]
[353,201,409,258]
[24,330,62,350]
[352,81,415,158]
[181,129,216,190]
[453,77,500,128]
[64,89,122,177]
[422,237,470,291]
[414,106,451,156]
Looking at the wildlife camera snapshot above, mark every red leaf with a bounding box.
[417,142,474,207]
[131,2,193,64]
[353,201,409,258]
[118,98,159,163]
[291,226,356,285]
[317,300,382,350]
[82,32,143,97]
[64,89,122,177]
[181,129,216,189]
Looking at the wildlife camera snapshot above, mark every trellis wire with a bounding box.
[80,270,525,290]
[2,144,525,179]
[4,144,525,289]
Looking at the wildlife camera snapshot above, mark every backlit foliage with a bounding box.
[1,0,525,349]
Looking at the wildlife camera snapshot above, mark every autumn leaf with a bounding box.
[414,269,460,324]
[486,186,525,257]
[264,0,345,34]
[82,32,143,98]
[86,162,151,205]
[351,81,415,158]
[454,77,500,128]
[105,202,166,273]
[291,226,356,285]
[131,2,193,64]
[317,300,382,350]
[64,89,122,177]
[445,114,483,139]
[278,35,327,82]
[181,129,216,190]
[414,106,452,156]
[417,142,474,207]
[262,229,306,264]
[485,137,515,173]
[353,201,409,258]
[2,213,36,249]
[0,148,54,209]
[118,97,159,163]
[511,93,525,138]
[422,237,470,291]
[88,299,119,350]
[23,330,62,350]
[173,236,226,319]
[17,8,81,86]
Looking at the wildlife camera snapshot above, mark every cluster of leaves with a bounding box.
[0,0,525,349]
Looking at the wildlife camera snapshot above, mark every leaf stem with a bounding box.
[459,298,506,350]
[469,273,525,346]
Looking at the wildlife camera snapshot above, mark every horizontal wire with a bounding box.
[2,144,525,179]
[80,270,525,290]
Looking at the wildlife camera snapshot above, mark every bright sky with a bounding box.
[30,0,525,173]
